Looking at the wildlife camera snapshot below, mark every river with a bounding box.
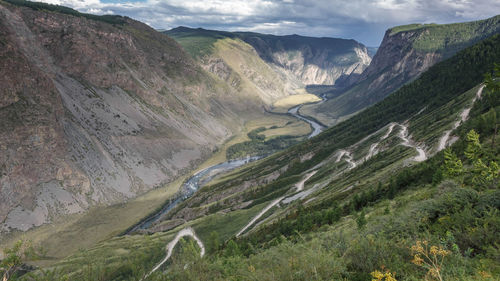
[125,156,260,234]
[288,105,324,138]
[126,97,326,234]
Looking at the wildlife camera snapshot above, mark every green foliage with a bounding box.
[283,34,500,181]
[443,148,463,178]
[23,24,500,281]
[443,130,499,188]
[224,240,241,257]
[247,127,266,141]
[0,240,37,281]
[356,210,367,230]
[207,231,221,254]
[3,0,126,24]
[464,130,481,161]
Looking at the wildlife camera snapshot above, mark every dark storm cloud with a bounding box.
[40,0,500,46]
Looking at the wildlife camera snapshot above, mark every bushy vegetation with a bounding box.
[3,0,126,24]
[226,127,303,160]
[140,44,499,280]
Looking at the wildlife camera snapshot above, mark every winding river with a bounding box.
[288,96,326,138]
[126,96,326,234]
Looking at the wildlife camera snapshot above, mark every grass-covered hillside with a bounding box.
[10,31,499,281]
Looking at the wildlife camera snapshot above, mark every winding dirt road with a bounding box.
[236,196,285,237]
[295,170,318,191]
[143,227,205,280]
[437,85,484,152]
[398,124,427,162]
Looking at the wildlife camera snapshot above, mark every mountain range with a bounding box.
[0,1,498,280]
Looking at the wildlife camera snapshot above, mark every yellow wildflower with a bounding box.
[371,270,384,280]
[411,254,423,266]
[478,271,492,278]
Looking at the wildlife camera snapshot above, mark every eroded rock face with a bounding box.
[240,34,371,86]
[347,29,441,92]
[0,3,255,232]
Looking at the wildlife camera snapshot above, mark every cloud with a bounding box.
[37,0,500,46]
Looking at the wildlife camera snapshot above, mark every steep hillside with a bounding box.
[303,15,500,126]
[37,33,500,281]
[0,0,265,233]
[165,27,371,104]
[166,27,302,105]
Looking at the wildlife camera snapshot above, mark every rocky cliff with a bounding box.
[0,1,260,232]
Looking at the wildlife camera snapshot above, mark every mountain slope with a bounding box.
[0,0,266,233]
[41,33,500,281]
[165,27,371,104]
[303,15,500,126]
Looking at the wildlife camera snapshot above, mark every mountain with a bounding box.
[164,27,371,104]
[302,15,500,126]
[39,32,500,280]
[0,0,270,233]
[233,31,372,86]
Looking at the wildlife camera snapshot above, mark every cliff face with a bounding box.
[0,2,256,232]
[303,15,500,126]
[238,34,371,86]
[343,28,442,99]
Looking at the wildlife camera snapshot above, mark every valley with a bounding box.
[0,1,498,281]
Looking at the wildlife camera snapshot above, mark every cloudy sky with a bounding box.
[39,0,500,46]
